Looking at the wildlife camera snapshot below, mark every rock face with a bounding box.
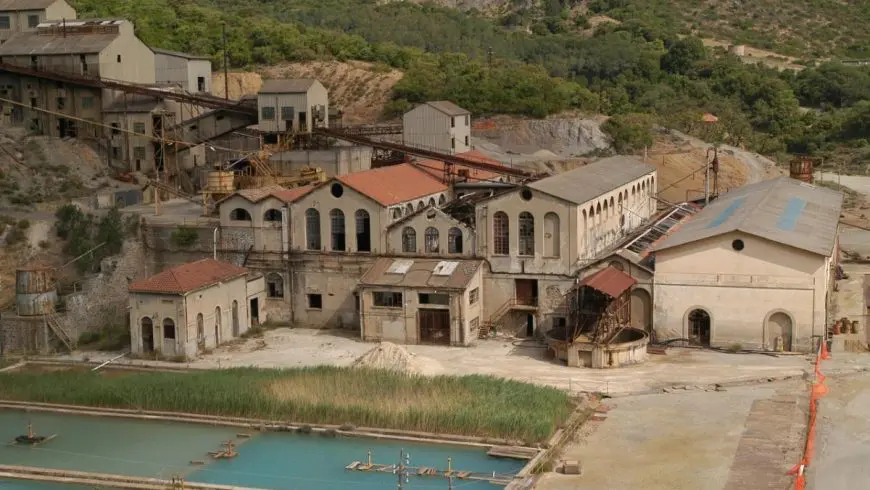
[352,342,424,374]
[474,116,611,157]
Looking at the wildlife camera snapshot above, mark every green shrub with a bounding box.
[170,226,198,247]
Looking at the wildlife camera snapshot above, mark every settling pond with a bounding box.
[0,410,524,489]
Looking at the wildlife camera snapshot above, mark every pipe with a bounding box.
[213,228,218,260]
[91,351,128,372]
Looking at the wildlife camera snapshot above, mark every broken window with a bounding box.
[355,209,371,252]
[266,273,284,298]
[448,227,463,254]
[197,76,205,92]
[373,291,402,308]
[469,287,479,305]
[264,209,281,222]
[110,122,120,135]
[419,293,449,305]
[518,212,534,256]
[424,227,439,253]
[162,318,176,339]
[305,208,321,250]
[27,15,38,28]
[230,208,252,221]
[493,211,509,255]
[0,17,10,29]
[307,294,322,309]
[133,122,145,134]
[330,208,346,251]
[402,227,416,253]
[261,106,275,120]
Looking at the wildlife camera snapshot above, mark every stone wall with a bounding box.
[0,315,51,354]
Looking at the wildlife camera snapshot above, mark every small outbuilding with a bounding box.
[402,101,471,155]
[128,259,260,359]
[358,258,483,346]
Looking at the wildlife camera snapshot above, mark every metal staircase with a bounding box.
[44,311,75,352]
[479,298,518,339]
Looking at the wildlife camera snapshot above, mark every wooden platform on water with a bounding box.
[7,434,57,447]
[486,445,539,460]
[345,461,515,486]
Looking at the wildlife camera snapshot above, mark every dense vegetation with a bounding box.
[0,367,574,442]
[67,0,870,164]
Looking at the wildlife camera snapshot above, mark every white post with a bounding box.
[213,227,218,260]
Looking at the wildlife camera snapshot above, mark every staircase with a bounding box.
[45,311,75,352]
[480,298,519,339]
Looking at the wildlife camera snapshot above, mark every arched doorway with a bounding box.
[766,312,793,351]
[630,289,652,331]
[214,306,222,345]
[232,300,240,337]
[688,309,711,346]
[141,317,154,353]
[196,313,205,351]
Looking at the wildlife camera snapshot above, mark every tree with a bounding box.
[661,37,706,75]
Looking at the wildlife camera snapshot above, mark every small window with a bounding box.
[464,135,469,146]
[307,294,322,309]
[0,16,10,29]
[81,96,94,109]
[732,239,745,251]
[261,106,275,120]
[197,76,205,92]
[331,183,344,198]
[373,291,403,308]
[56,97,65,110]
[230,208,252,221]
[267,273,284,298]
[111,146,120,159]
[419,293,450,305]
[281,106,294,120]
[163,319,176,339]
[451,117,455,128]
[469,287,479,305]
[27,15,39,28]
[465,115,469,126]
[133,146,146,160]
[133,122,145,134]
[110,122,120,135]
[451,137,455,149]
[553,317,567,328]
[264,209,282,222]
[116,54,122,63]
[520,188,532,201]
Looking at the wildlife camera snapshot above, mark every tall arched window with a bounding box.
[544,212,560,257]
[305,208,320,250]
[425,227,440,253]
[330,209,345,251]
[230,208,251,221]
[518,212,534,256]
[448,227,463,254]
[493,211,509,255]
[162,318,176,341]
[428,197,436,208]
[438,195,446,206]
[355,209,371,252]
[266,272,284,298]
[405,203,414,215]
[263,209,282,222]
[402,227,416,253]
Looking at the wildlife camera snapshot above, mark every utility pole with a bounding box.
[222,23,230,101]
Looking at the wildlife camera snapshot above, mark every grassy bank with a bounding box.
[0,366,573,443]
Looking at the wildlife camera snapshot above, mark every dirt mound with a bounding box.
[352,342,423,374]
[211,72,263,100]
[473,115,610,157]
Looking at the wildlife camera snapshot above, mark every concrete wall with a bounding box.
[653,231,830,352]
[386,209,475,256]
[360,267,480,346]
[482,273,572,337]
[403,104,470,154]
[99,24,156,86]
[0,0,77,42]
[257,81,328,133]
[290,255,374,329]
[154,54,211,93]
[289,183,387,254]
[270,146,372,178]
[129,275,249,359]
[218,195,284,253]
[187,60,211,94]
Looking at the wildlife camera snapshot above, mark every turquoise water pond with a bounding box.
[0,410,524,489]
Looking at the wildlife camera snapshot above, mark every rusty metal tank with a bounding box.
[789,157,814,184]
[15,265,57,316]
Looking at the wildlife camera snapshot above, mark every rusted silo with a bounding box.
[789,157,814,184]
[15,265,57,316]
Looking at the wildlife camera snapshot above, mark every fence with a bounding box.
[787,339,830,490]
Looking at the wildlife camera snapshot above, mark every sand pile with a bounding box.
[352,342,424,374]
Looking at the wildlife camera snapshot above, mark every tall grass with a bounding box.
[0,367,573,443]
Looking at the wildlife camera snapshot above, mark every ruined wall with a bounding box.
[0,315,50,354]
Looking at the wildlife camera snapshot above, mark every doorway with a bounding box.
[688,309,711,346]
[419,309,450,345]
[766,312,793,351]
[232,300,240,337]
[630,289,652,331]
[141,317,154,353]
[515,279,538,306]
[525,314,535,337]
[196,313,205,351]
[250,298,259,326]
[214,306,222,345]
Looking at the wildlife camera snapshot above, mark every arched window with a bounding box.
[544,213,560,257]
[392,208,402,220]
[266,272,284,298]
[617,193,623,210]
[596,202,602,225]
[493,211,509,255]
[141,317,154,353]
[330,209,345,251]
[196,313,204,345]
[402,227,417,253]
[438,195,446,206]
[405,203,414,215]
[448,227,463,254]
[603,201,609,220]
[428,197,436,208]
[355,209,371,252]
[214,306,222,344]
[518,212,534,256]
[425,227,440,253]
[162,318,176,340]
[609,196,615,212]
[582,209,587,230]
[305,208,320,250]
[417,201,425,211]
[263,209,282,222]
[588,207,594,229]
[230,208,251,221]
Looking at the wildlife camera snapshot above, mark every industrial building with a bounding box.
[257,79,329,135]
[0,0,77,43]
[652,177,843,352]
[403,101,471,154]
[127,259,265,358]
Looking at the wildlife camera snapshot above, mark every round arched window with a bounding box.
[732,239,745,251]
[520,188,533,201]
[331,183,344,198]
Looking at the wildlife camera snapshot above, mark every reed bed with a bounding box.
[0,366,573,443]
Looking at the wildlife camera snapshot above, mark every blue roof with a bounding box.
[776,197,806,231]
[706,197,746,229]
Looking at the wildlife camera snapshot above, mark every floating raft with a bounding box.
[345,461,515,486]
[8,434,57,447]
[486,446,540,460]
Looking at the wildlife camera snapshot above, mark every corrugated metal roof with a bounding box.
[359,257,482,290]
[423,101,469,116]
[655,177,844,256]
[102,95,164,113]
[580,266,637,297]
[0,0,57,11]
[259,79,317,94]
[0,30,118,55]
[528,156,655,205]
[129,259,248,295]
[152,47,210,61]
[337,163,447,206]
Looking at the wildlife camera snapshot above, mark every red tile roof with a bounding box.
[129,259,248,295]
[272,185,315,203]
[580,266,637,298]
[336,163,447,206]
[217,184,316,207]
